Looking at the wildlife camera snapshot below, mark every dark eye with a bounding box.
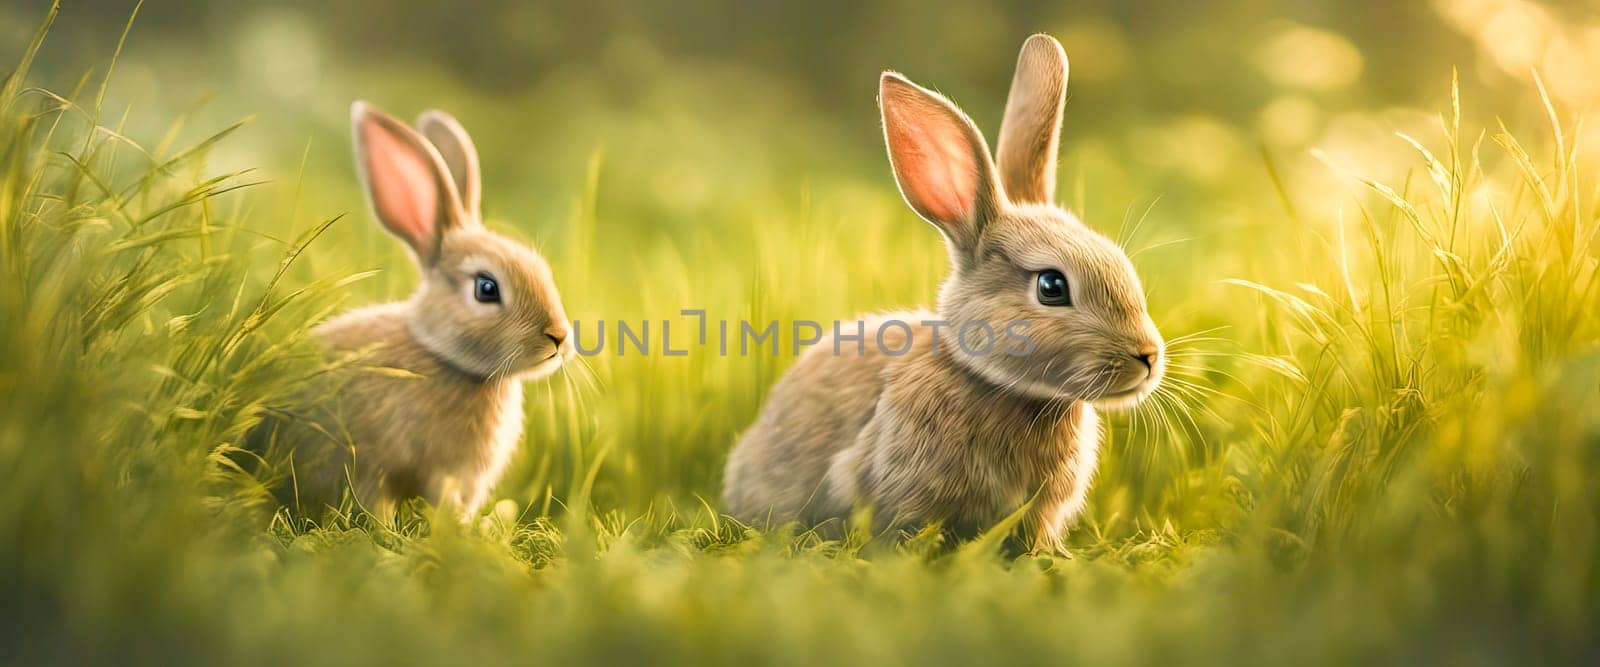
[474,273,501,303]
[1035,269,1072,307]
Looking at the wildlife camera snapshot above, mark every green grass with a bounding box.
[3,6,1598,664]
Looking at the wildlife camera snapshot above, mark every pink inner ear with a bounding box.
[360,117,440,259]
[884,91,979,226]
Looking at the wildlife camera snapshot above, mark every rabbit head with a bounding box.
[351,101,571,380]
[879,35,1163,408]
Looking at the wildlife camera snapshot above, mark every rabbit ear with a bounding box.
[350,101,466,265]
[416,110,482,220]
[880,72,1003,256]
[995,34,1068,205]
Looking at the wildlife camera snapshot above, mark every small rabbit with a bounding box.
[256,102,572,521]
[721,35,1164,552]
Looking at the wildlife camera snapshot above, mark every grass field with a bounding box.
[2,2,1599,664]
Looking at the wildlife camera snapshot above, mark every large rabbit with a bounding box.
[722,35,1164,552]
[255,102,572,520]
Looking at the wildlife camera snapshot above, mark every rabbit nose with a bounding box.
[1132,349,1158,369]
[545,327,568,348]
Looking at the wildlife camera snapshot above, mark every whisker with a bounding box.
[1164,325,1232,345]
[1130,236,1194,259]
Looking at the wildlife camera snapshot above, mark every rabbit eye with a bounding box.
[473,273,501,303]
[1035,270,1072,307]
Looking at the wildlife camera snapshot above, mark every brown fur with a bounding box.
[258,103,570,521]
[722,35,1162,552]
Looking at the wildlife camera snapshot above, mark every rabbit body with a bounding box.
[258,103,570,520]
[723,314,1099,550]
[282,302,525,519]
[723,35,1163,550]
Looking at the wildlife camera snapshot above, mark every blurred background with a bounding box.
[4,0,1597,513]
[11,0,1600,215]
